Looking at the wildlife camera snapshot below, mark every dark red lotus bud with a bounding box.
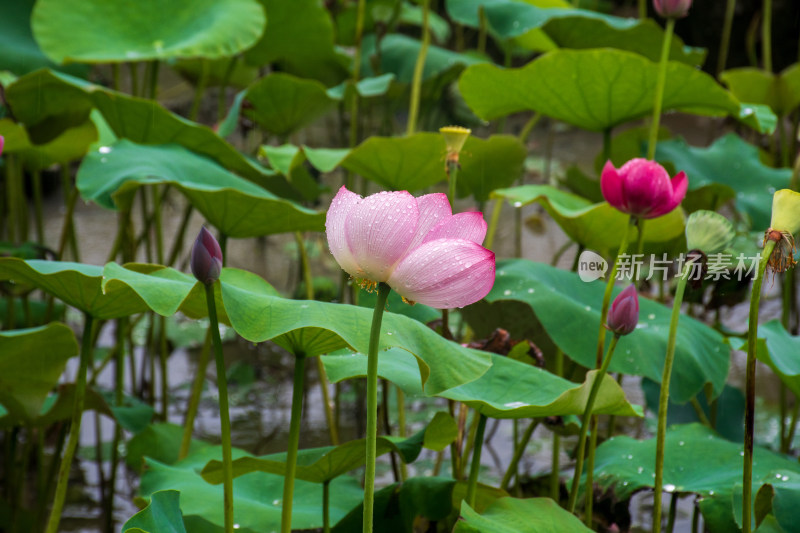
[653,0,692,18]
[191,227,223,284]
[606,284,639,336]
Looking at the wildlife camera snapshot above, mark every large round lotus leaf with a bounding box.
[322,348,642,419]
[445,0,704,65]
[455,497,593,533]
[0,0,88,76]
[592,424,800,533]
[491,185,685,256]
[462,259,729,403]
[138,446,363,532]
[122,490,186,533]
[32,0,266,64]
[721,65,800,117]
[0,323,78,424]
[655,134,791,230]
[77,141,325,238]
[0,258,151,319]
[244,0,347,85]
[459,49,741,131]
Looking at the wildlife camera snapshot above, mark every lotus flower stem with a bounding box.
[652,261,692,532]
[716,0,736,77]
[550,348,564,501]
[465,413,488,507]
[638,0,647,19]
[189,59,209,121]
[364,283,392,533]
[596,216,633,367]
[584,415,599,526]
[762,0,773,72]
[484,197,504,251]
[167,205,195,266]
[743,239,777,533]
[406,0,430,135]
[218,57,238,122]
[323,480,331,533]
[647,17,675,160]
[45,313,94,533]
[518,112,542,144]
[318,358,340,445]
[501,419,540,491]
[568,335,621,513]
[349,0,366,152]
[129,61,140,97]
[204,283,235,533]
[180,329,212,459]
[666,493,678,533]
[281,353,307,533]
[634,218,646,280]
[396,386,408,480]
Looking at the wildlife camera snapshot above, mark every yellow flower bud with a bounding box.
[770,189,800,237]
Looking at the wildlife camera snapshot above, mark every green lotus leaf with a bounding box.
[455,497,593,533]
[200,412,456,484]
[655,134,791,230]
[491,185,685,256]
[323,348,642,418]
[244,0,347,85]
[122,490,187,533]
[0,0,89,77]
[138,445,363,532]
[745,320,800,398]
[0,323,78,423]
[0,117,97,170]
[77,141,324,238]
[5,69,299,199]
[445,0,704,65]
[461,259,729,403]
[32,0,265,63]
[343,133,525,198]
[325,73,396,101]
[0,258,150,319]
[592,424,800,533]
[732,470,800,533]
[244,73,337,138]
[459,49,771,132]
[721,64,800,117]
[172,57,259,89]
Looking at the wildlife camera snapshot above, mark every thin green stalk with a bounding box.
[551,348,564,501]
[364,283,391,533]
[465,414,488,507]
[190,60,210,122]
[518,112,542,145]
[596,216,633,366]
[568,335,621,513]
[396,386,408,480]
[716,0,736,77]
[501,419,539,491]
[205,283,234,533]
[786,400,800,452]
[691,501,700,533]
[477,6,487,55]
[180,330,212,459]
[167,205,195,267]
[32,169,44,244]
[647,17,675,160]
[104,318,127,531]
[688,396,712,427]
[159,315,169,420]
[146,60,160,100]
[743,240,777,533]
[281,353,307,533]
[406,0,430,135]
[762,0,772,72]
[666,493,678,533]
[447,160,459,207]
[348,0,366,153]
[218,57,238,122]
[602,128,611,162]
[638,0,647,19]
[129,62,140,97]
[323,480,331,533]
[45,314,95,533]
[653,262,691,532]
[318,357,340,445]
[296,232,314,299]
[484,198,504,251]
[585,416,599,527]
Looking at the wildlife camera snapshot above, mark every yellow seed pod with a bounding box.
[770,189,800,236]
[439,126,471,156]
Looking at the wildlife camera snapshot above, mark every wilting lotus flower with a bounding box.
[653,0,692,18]
[601,158,688,219]
[326,186,495,309]
[191,226,223,284]
[606,285,639,336]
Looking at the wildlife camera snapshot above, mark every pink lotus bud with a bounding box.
[601,158,688,219]
[191,226,223,284]
[606,285,639,336]
[653,0,692,18]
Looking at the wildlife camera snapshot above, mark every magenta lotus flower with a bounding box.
[326,186,495,309]
[606,285,639,336]
[191,226,223,284]
[601,158,688,219]
[653,0,692,18]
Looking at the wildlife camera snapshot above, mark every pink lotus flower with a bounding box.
[653,0,692,18]
[191,226,223,284]
[606,285,639,336]
[601,158,688,219]
[326,186,495,309]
